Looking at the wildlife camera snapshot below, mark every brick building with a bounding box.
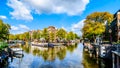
[47,26,57,42]
[110,10,120,42]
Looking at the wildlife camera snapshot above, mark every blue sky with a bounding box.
[0,0,120,35]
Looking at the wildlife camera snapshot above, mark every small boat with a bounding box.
[14,52,24,58]
[48,43,54,48]
[11,48,23,52]
[31,42,48,47]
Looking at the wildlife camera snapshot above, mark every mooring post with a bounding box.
[117,55,119,68]
[112,52,115,68]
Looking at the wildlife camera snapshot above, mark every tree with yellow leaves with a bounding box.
[82,12,113,42]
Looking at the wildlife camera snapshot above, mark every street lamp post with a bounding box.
[109,29,112,44]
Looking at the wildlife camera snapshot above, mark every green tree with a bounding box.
[36,30,41,40]
[49,32,55,42]
[31,30,41,40]
[24,32,30,41]
[42,28,49,42]
[14,34,20,40]
[82,12,113,41]
[9,34,15,40]
[32,31,37,39]
[66,31,75,40]
[19,34,24,40]
[74,33,80,39]
[0,20,10,41]
[56,28,67,40]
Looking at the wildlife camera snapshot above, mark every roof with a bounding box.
[114,9,120,18]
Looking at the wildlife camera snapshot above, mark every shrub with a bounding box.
[0,42,8,51]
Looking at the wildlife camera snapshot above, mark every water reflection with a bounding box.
[67,44,78,53]
[0,59,9,68]
[22,43,78,61]
[82,48,112,68]
[0,43,111,68]
[82,51,99,68]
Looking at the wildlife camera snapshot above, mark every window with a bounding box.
[119,32,120,37]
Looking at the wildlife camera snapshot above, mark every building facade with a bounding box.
[47,26,57,42]
[110,10,120,42]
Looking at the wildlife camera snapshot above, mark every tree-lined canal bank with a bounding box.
[0,43,111,68]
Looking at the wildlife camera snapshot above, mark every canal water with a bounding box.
[1,43,110,68]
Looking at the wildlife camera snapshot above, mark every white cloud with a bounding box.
[72,19,85,31]
[11,26,19,31]
[7,0,89,20]
[19,24,30,30]
[0,15,7,19]
[7,0,33,20]
[10,24,30,34]
[61,26,67,31]
[71,19,85,36]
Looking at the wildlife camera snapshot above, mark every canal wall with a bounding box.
[83,41,120,68]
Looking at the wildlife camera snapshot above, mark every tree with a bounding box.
[36,30,41,40]
[82,12,113,41]
[42,28,49,42]
[66,31,75,40]
[8,26,79,42]
[14,34,20,40]
[85,12,113,24]
[49,32,54,42]
[9,34,15,40]
[56,28,67,40]
[74,33,80,39]
[24,32,30,41]
[19,34,24,40]
[32,31,37,39]
[0,19,10,41]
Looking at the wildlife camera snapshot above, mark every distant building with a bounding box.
[29,30,42,41]
[110,10,120,42]
[47,26,57,42]
[47,26,57,33]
